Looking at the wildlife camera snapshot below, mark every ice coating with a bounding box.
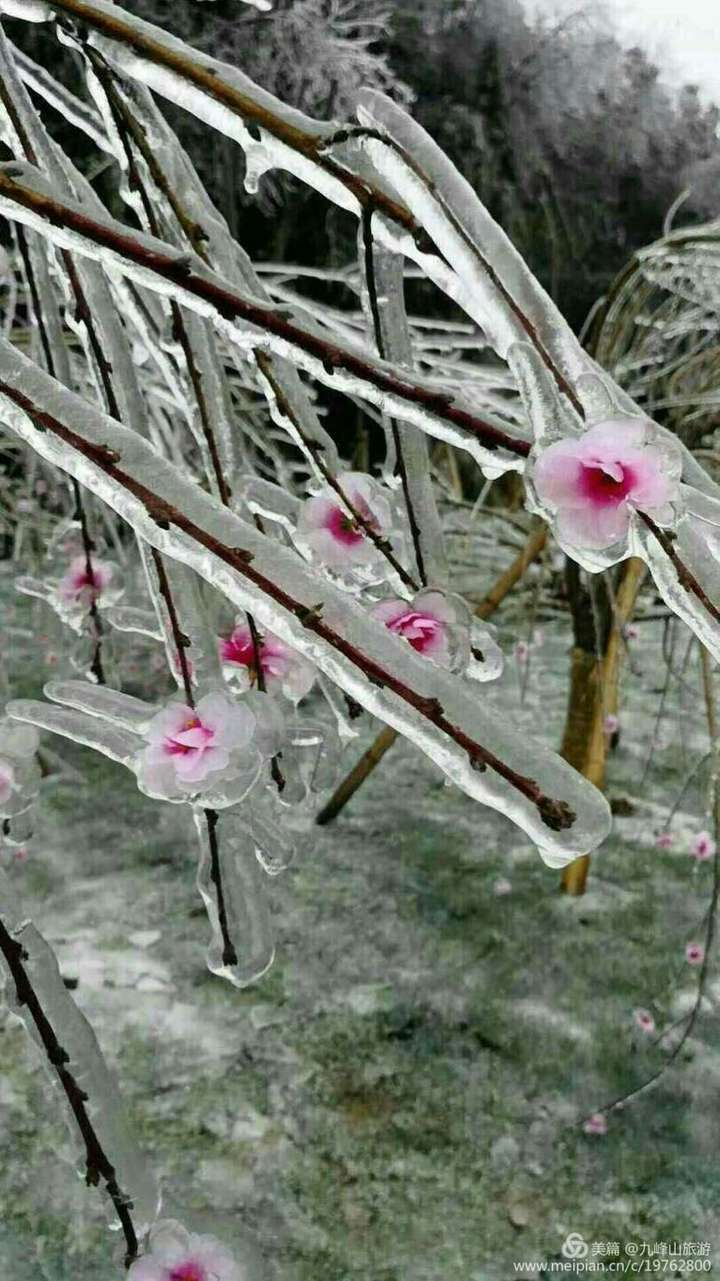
[0,869,160,1235]
[106,605,163,640]
[0,756,14,805]
[0,339,612,864]
[139,546,225,696]
[11,39,108,149]
[354,90,592,398]
[0,160,527,475]
[193,809,275,988]
[358,233,448,588]
[0,718,41,820]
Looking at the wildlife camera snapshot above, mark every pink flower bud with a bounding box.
[57,555,114,607]
[686,942,705,967]
[633,1008,655,1035]
[220,623,314,701]
[691,830,715,862]
[296,471,391,568]
[583,1112,608,1136]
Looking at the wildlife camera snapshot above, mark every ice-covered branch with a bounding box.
[0,338,612,864]
[359,212,447,587]
[0,161,530,470]
[0,872,159,1264]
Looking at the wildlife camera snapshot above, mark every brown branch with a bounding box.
[149,548,194,705]
[203,807,238,968]
[43,2,583,416]
[0,167,531,460]
[0,918,139,1267]
[638,511,720,629]
[0,378,573,831]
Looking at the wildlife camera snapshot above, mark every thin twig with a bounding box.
[255,351,419,592]
[0,918,139,1266]
[360,205,426,587]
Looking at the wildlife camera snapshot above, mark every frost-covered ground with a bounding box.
[2,559,720,1280]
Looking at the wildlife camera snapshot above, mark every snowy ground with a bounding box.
[2,559,720,1280]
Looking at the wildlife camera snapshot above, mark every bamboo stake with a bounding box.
[560,557,646,894]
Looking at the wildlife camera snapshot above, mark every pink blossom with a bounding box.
[533,419,679,551]
[493,877,513,896]
[128,1227,244,1281]
[691,830,716,862]
[633,1008,655,1035]
[654,831,673,849]
[603,714,619,735]
[515,641,530,663]
[583,1112,608,1136]
[220,622,314,701]
[57,555,114,607]
[686,942,705,966]
[0,756,14,806]
[370,590,459,666]
[623,624,639,641]
[296,471,391,568]
[138,693,255,794]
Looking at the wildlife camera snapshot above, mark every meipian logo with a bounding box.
[561,1233,589,1260]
